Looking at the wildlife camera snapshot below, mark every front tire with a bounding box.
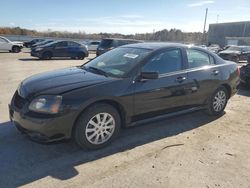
[41,51,52,60]
[206,86,229,116]
[73,103,121,150]
[76,52,85,60]
[12,46,21,53]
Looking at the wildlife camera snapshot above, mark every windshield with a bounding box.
[44,41,61,47]
[0,37,10,43]
[84,47,151,77]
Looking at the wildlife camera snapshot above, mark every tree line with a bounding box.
[0,27,207,44]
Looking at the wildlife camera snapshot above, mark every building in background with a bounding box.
[208,21,250,47]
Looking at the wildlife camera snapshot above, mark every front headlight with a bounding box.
[29,95,62,114]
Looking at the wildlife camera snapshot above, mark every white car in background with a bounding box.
[0,36,23,53]
[87,41,100,51]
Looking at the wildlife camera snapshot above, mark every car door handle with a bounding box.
[176,76,186,83]
[212,70,219,75]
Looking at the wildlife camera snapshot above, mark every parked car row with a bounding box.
[199,43,250,63]
[25,37,142,60]
[0,36,23,53]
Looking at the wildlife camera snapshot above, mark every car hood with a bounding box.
[18,67,114,98]
[219,50,241,55]
[11,41,23,45]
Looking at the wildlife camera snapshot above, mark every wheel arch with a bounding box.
[71,99,127,137]
[221,83,232,99]
[12,45,21,51]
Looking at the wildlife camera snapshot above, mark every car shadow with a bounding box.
[0,51,11,53]
[18,58,43,61]
[0,111,223,187]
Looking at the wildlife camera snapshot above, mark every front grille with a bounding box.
[13,91,27,109]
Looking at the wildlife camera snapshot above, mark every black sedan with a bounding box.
[219,46,250,63]
[9,43,240,149]
[240,63,250,86]
[31,40,89,60]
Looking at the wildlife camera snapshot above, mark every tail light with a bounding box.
[237,67,240,76]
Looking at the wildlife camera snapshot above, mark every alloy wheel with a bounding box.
[85,113,115,145]
[213,90,227,112]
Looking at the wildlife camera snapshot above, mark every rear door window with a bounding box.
[186,49,215,68]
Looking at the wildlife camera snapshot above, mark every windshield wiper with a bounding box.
[85,66,109,77]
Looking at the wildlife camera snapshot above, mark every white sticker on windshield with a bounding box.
[123,53,139,59]
[97,62,105,66]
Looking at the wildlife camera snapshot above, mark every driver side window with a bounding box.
[56,41,68,47]
[142,49,182,74]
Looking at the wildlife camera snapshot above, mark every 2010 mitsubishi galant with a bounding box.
[9,43,240,149]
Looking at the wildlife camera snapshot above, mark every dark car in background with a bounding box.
[9,43,240,149]
[24,39,45,48]
[218,46,250,63]
[96,38,142,56]
[31,40,89,60]
[240,63,250,87]
[31,39,54,49]
[207,44,222,54]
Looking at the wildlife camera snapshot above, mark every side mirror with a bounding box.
[140,71,159,80]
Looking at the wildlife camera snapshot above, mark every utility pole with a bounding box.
[202,8,208,45]
[216,14,219,23]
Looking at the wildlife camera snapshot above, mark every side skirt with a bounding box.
[128,106,206,127]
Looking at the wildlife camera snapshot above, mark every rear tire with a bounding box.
[206,86,229,116]
[76,52,85,60]
[42,51,52,60]
[12,46,21,53]
[73,103,121,150]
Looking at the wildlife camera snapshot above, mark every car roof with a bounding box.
[102,38,142,42]
[121,42,187,50]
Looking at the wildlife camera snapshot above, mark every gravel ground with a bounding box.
[0,49,250,188]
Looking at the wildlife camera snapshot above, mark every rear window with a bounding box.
[99,39,113,48]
